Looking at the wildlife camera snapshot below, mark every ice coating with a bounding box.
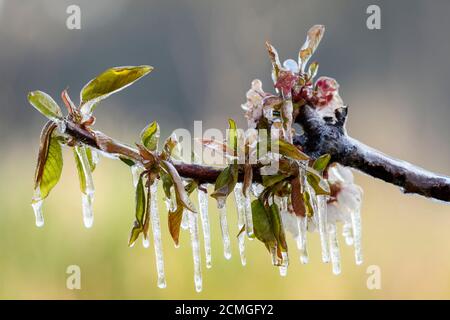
[75,146,95,229]
[81,193,94,229]
[351,209,363,265]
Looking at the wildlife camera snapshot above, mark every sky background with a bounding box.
[0,0,449,299]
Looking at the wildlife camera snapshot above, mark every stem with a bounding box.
[64,105,450,202]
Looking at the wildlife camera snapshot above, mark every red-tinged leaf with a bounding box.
[290,176,306,217]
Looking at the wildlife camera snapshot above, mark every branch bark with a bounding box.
[295,105,450,202]
[64,105,450,202]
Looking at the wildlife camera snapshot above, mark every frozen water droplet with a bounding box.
[56,120,66,135]
[296,216,308,264]
[328,222,341,275]
[82,193,94,229]
[188,211,203,292]
[142,237,150,248]
[198,186,212,269]
[283,59,299,73]
[317,196,330,263]
[218,203,232,260]
[149,181,167,288]
[32,200,44,228]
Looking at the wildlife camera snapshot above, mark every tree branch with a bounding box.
[64,104,450,202]
[295,105,450,202]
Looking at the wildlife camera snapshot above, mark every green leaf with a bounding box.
[303,190,315,217]
[228,118,237,154]
[262,174,288,188]
[119,157,135,167]
[128,173,146,247]
[306,168,330,195]
[80,65,153,114]
[275,139,309,161]
[162,133,181,160]
[308,61,319,79]
[211,164,238,204]
[313,154,331,172]
[33,122,63,202]
[28,91,63,121]
[269,203,288,252]
[140,121,160,151]
[251,199,277,247]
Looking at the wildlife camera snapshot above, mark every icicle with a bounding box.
[296,216,308,264]
[181,210,189,230]
[31,199,44,227]
[75,146,95,229]
[251,183,264,197]
[233,184,247,265]
[351,209,363,265]
[317,196,330,263]
[81,192,94,229]
[198,186,212,268]
[279,252,289,277]
[188,210,203,292]
[243,193,254,239]
[218,203,232,260]
[342,221,354,246]
[149,181,166,288]
[328,222,341,275]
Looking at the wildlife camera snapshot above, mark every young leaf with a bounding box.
[80,65,153,115]
[33,122,63,203]
[211,164,238,205]
[269,203,288,252]
[266,41,282,83]
[313,154,331,173]
[168,201,184,246]
[28,91,63,121]
[160,160,196,213]
[308,61,319,80]
[303,190,315,217]
[243,163,253,196]
[128,174,146,247]
[306,168,330,195]
[228,118,237,154]
[251,199,277,249]
[298,25,325,72]
[275,139,309,161]
[140,121,160,151]
[262,174,288,188]
[290,176,306,217]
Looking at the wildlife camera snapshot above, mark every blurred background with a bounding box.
[0,0,449,299]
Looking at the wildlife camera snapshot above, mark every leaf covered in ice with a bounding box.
[28,91,63,122]
[80,65,153,115]
[298,25,325,72]
[33,121,63,203]
[140,121,160,152]
[275,139,309,161]
[313,153,331,172]
[306,168,330,195]
[73,146,96,193]
[211,164,238,206]
[129,173,146,247]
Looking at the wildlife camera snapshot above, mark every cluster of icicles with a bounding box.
[31,156,363,293]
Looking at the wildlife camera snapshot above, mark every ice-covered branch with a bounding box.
[295,105,450,202]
